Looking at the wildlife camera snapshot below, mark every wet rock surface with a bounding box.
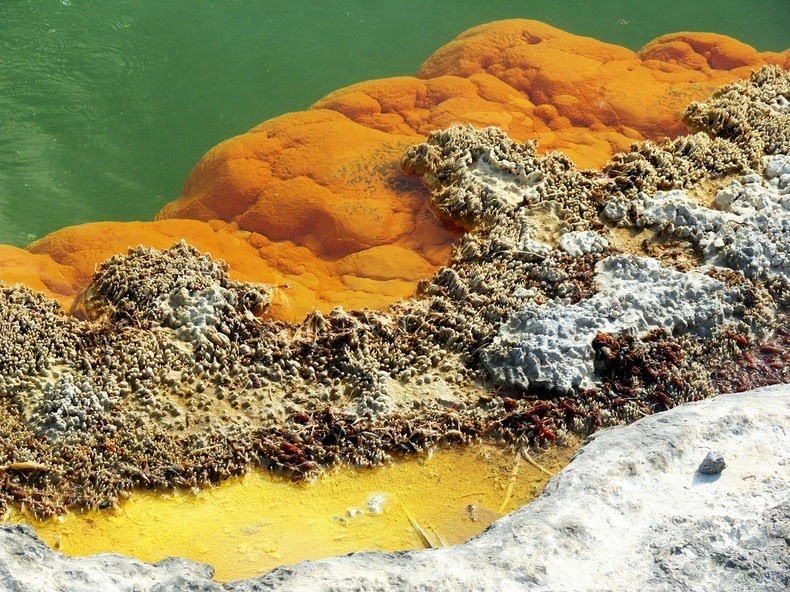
[0,67,787,517]
[0,385,786,591]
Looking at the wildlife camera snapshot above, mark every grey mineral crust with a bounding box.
[0,384,787,592]
[608,154,790,281]
[480,254,744,392]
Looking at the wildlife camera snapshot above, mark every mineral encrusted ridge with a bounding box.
[0,67,787,517]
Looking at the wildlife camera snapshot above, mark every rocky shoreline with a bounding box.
[0,67,787,517]
[1,384,786,591]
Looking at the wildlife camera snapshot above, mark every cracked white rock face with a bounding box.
[1,385,786,592]
[479,254,742,392]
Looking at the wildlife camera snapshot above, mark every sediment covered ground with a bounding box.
[1,384,787,591]
[0,67,787,517]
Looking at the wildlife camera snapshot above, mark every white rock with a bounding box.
[557,230,609,257]
[469,149,546,208]
[630,157,790,280]
[160,284,237,351]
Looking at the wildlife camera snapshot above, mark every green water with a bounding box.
[0,0,787,247]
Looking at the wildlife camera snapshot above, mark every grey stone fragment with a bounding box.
[698,451,727,474]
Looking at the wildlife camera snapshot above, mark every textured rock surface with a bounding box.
[0,524,222,592]
[608,154,790,280]
[0,69,785,517]
[2,21,787,321]
[480,254,745,392]
[1,385,786,592]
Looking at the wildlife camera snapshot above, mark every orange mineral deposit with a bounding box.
[2,20,787,321]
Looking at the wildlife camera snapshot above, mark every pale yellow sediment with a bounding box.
[8,443,577,582]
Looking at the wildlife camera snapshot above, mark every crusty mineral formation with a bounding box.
[0,67,786,518]
[1,21,787,320]
[0,385,786,592]
[480,255,751,393]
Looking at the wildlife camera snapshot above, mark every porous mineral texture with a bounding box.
[480,255,749,393]
[1,21,787,320]
[0,67,786,518]
[0,385,786,591]
[609,156,790,281]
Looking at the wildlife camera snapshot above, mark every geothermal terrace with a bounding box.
[0,19,787,592]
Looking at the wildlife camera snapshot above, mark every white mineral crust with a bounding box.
[634,155,790,280]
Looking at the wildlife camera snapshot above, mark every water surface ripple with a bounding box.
[0,0,787,246]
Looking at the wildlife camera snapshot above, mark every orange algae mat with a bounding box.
[10,444,576,582]
[0,20,787,321]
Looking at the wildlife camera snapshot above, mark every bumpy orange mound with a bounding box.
[13,219,440,323]
[2,20,787,321]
